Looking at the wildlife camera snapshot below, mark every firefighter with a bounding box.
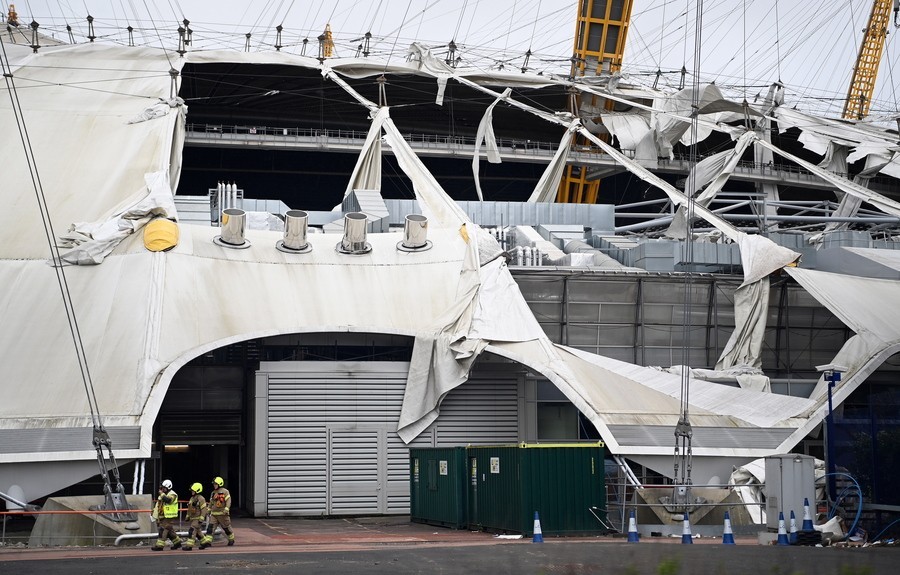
[151,479,182,551]
[182,482,209,550]
[201,476,235,546]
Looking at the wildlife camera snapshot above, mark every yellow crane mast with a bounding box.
[843,0,900,119]
[558,0,634,204]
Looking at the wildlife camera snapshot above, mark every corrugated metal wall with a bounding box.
[259,361,520,516]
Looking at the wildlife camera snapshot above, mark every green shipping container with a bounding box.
[409,447,468,529]
[467,442,606,536]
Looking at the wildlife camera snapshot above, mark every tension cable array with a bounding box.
[0,34,134,521]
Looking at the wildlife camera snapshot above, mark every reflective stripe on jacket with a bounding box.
[186,494,208,520]
[157,491,179,519]
[210,487,231,515]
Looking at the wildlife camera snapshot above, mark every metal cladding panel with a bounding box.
[435,374,520,446]
[265,364,408,516]
[0,426,140,454]
[607,425,795,449]
[409,447,468,529]
[267,425,328,513]
[262,362,518,516]
[330,429,381,514]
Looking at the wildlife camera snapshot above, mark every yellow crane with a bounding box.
[558,0,633,204]
[843,0,900,119]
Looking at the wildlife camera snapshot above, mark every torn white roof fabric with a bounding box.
[4,41,891,501]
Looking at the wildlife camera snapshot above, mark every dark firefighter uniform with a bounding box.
[183,482,209,550]
[200,476,235,546]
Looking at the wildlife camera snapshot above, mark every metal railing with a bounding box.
[182,123,826,173]
[0,504,197,547]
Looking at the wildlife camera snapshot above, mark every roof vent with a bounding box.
[397,214,431,252]
[336,212,371,254]
[213,208,250,249]
[277,209,312,253]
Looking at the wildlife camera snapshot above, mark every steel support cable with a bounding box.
[249,0,290,48]
[775,0,781,80]
[141,0,176,70]
[674,0,705,496]
[472,5,570,68]
[528,0,541,51]
[453,0,470,42]
[382,0,414,73]
[0,37,102,430]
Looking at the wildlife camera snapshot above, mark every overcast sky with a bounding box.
[6,1,900,120]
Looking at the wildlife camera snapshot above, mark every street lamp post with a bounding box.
[817,363,848,509]
[825,369,840,504]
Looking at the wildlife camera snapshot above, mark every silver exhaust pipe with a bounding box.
[214,208,250,248]
[337,212,371,254]
[277,209,312,253]
[398,214,431,251]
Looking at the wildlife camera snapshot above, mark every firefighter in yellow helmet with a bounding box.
[201,476,235,546]
[151,479,182,551]
[182,482,209,551]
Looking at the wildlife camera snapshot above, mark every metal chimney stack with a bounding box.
[214,208,250,248]
[277,210,312,253]
[337,212,371,254]
[398,214,431,251]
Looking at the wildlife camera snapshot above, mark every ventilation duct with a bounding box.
[213,208,250,248]
[397,214,431,251]
[337,212,371,254]
[277,209,312,253]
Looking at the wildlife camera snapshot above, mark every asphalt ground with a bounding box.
[0,515,895,574]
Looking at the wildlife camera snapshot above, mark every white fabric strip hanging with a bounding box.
[667,131,755,239]
[527,120,580,203]
[343,107,387,198]
[472,88,511,201]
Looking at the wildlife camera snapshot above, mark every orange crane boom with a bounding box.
[559,0,634,204]
[843,0,899,119]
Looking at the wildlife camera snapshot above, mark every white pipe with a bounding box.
[217,182,224,225]
[0,490,29,509]
[114,530,189,546]
[139,460,146,495]
[524,246,533,267]
[231,182,238,209]
[515,246,523,266]
[132,461,139,495]
[536,249,543,266]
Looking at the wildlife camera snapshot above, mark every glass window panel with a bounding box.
[604,25,620,54]
[587,24,603,53]
[609,0,625,20]
[538,403,578,441]
[590,0,609,19]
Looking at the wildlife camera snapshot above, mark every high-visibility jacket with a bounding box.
[209,487,231,516]
[157,490,179,519]
[186,494,208,520]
